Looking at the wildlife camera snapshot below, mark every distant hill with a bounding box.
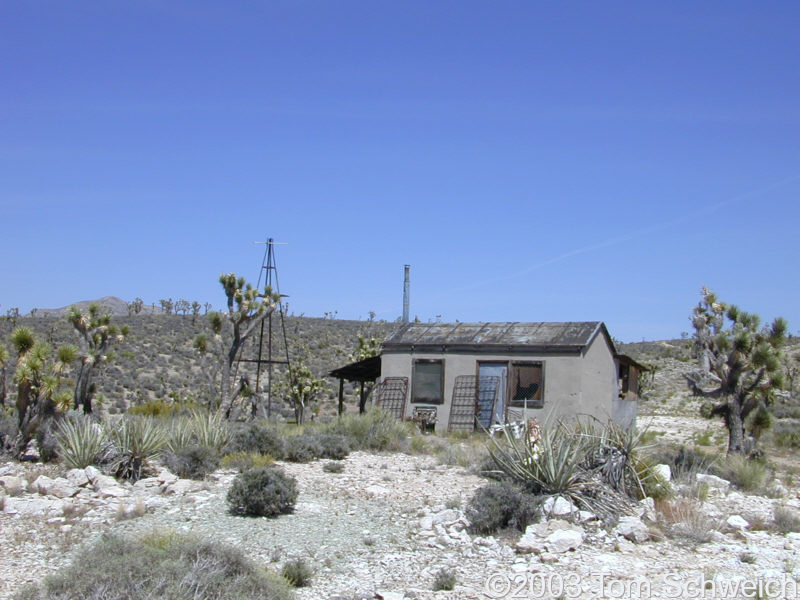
[31,296,163,317]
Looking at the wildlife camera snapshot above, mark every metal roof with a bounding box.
[329,355,381,381]
[383,321,605,350]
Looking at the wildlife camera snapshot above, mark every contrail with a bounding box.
[447,173,800,294]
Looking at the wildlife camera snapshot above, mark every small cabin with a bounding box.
[330,321,645,433]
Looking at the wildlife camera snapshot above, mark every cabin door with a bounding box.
[478,362,507,426]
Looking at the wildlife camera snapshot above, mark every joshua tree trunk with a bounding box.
[74,362,94,414]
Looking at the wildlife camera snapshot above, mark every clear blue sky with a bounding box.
[2,2,798,341]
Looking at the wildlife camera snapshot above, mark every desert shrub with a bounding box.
[773,506,800,534]
[717,455,768,492]
[222,451,275,472]
[314,433,350,460]
[281,558,313,587]
[432,567,457,591]
[162,444,220,480]
[227,466,298,517]
[55,416,107,469]
[326,407,411,452]
[107,416,167,481]
[0,414,18,454]
[35,420,60,463]
[14,531,294,600]
[322,461,344,474]
[284,434,323,463]
[466,481,539,534]
[129,399,179,418]
[436,441,490,469]
[226,421,286,458]
[772,421,800,448]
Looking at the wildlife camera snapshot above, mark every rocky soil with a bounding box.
[3,450,800,600]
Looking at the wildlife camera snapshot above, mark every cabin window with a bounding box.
[508,362,544,408]
[411,359,444,404]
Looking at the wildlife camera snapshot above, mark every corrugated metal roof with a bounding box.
[384,321,603,349]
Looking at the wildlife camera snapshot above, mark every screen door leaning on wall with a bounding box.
[478,362,507,425]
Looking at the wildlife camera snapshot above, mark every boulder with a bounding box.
[92,474,119,491]
[545,529,584,553]
[653,464,672,482]
[614,516,650,543]
[432,509,461,525]
[0,475,26,495]
[47,478,79,499]
[638,497,657,522]
[31,475,56,495]
[156,469,178,485]
[542,495,576,517]
[66,468,90,488]
[696,473,730,491]
[726,515,750,530]
[84,466,102,483]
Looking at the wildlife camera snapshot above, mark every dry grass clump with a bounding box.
[773,506,800,534]
[13,531,294,600]
[657,498,719,544]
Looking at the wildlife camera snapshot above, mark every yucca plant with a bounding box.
[55,416,107,469]
[107,416,167,481]
[188,410,230,452]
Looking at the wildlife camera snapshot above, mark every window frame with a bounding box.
[411,358,445,405]
[507,360,545,409]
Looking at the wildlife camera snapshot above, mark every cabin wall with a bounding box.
[379,342,622,433]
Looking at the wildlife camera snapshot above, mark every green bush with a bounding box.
[432,567,457,591]
[13,531,294,600]
[227,421,286,459]
[284,434,323,463]
[717,455,768,492]
[322,461,345,474]
[162,444,220,480]
[222,451,275,472]
[465,481,539,534]
[55,416,107,469]
[773,506,800,534]
[314,433,350,460]
[326,407,411,452]
[227,466,298,517]
[281,558,313,587]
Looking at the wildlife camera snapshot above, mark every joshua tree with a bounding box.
[350,334,382,413]
[175,299,191,316]
[8,327,76,457]
[193,273,279,418]
[159,298,174,315]
[67,304,129,414]
[0,344,8,407]
[280,349,325,424]
[128,297,144,316]
[686,287,787,455]
[190,301,201,323]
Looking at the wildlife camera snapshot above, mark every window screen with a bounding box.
[509,362,543,408]
[412,360,443,404]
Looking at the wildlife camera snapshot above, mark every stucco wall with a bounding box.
[379,337,622,432]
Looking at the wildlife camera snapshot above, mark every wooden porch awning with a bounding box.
[329,355,381,382]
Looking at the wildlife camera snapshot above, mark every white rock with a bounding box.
[0,475,26,494]
[84,466,101,483]
[638,497,657,522]
[545,529,584,553]
[432,508,460,525]
[614,516,650,543]
[66,468,90,488]
[92,474,119,491]
[163,479,197,495]
[365,484,389,497]
[3,496,59,516]
[47,478,79,499]
[578,510,597,523]
[419,516,434,530]
[696,473,730,491]
[726,515,750,530]
[31,475,56,495]
[516,520,582,553]
[542,495,576,516]
[156,469,178,485]
[653,463,672,482]
[98,485,130,498]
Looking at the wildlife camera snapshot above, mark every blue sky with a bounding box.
[1,2,798,341]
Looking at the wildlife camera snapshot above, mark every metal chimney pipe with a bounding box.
[402,265,410,323]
